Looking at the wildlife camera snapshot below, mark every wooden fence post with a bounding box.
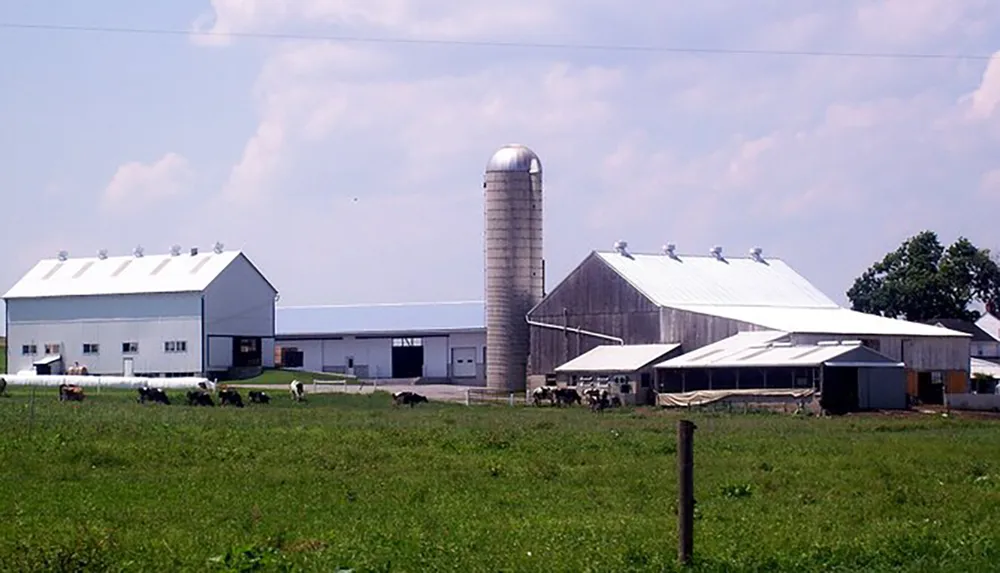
[678,419,696,566]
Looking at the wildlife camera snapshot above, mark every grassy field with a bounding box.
[0,340,6,373]
[0,390,999,572]
[238,368,349,385]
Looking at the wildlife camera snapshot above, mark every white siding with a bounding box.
[277,330,487,382]
[207,336,233,369]
[202,254,276,370]
[423,336,449,378]
[5,293,202,375]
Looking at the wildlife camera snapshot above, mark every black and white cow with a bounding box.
[218,387,244,408]
[59,384,85,402]
[554,387,582,406]
[137,386,170,405]
[248,390,270,404]
[531,386,556,406]
[289,380,306,402]
[392,391,428,407]
[186,390,215,407]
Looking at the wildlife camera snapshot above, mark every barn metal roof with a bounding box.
[656,335,903,369]
[554,343,682,373]
[596,250,839,309]
[593,250,968,338]
[677,305,970,338]
[275,301,485,337]
[486,144,541,173]
[2,250,249,299]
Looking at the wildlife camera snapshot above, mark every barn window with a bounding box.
[83,343,100,355]
[21,344,37,355]
[44,343,61,355]
[122,342,139,354]
[392,337,422,347]
[164,340,189,353]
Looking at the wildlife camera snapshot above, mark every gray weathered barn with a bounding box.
[527,245,970,401]
[3,246,277,378]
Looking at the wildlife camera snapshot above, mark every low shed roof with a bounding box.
[555,343,682,373]
[971,357,1000,378]
[655,331,902,369]
[676,305,969,338]
[276,301,485,337]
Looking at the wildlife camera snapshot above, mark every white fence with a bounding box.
[945,393,1000,412]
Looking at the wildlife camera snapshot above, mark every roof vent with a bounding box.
[97,249,108,260]
[213,242,224,254]
[190,247,199,256]
[662,243,678,259]
[613,240,629,256]
[133,246,144,258]
[749,246,764,262]
[57,250,68,261]
[710,245,723,260]
[170,244,182,256]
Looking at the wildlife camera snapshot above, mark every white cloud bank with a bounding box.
[102,152,194,213]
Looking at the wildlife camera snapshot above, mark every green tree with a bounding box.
[847,230,1000,322]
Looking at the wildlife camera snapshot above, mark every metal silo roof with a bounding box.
[486,144,541,173]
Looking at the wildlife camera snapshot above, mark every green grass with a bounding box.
[1,390,999,571]
[237,368,350,385]
[0,341,6,373]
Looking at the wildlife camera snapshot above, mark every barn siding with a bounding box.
[528,253,660,374]
[659,308,761,350]
[790,334,970,372]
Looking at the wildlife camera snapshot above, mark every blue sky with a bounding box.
[4,0,1000,334]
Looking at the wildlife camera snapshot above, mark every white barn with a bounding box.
[275,301,486,383]
[3,247,277,378]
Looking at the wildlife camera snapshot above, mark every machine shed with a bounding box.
[3,247,277,378]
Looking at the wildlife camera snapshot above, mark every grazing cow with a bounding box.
[66,362,89,376]
[58,384,85,402]
[248,390,270,404]
[0,377,7,397]
[584,388,614,412]
[532,386,556,406]
[392,391,428,407]
[554,387,581,406]
[186,390,215,407]
[218,387,244,408]
[289,380,306,402]
[137,386,170,405]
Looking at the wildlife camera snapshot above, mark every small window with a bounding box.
[21,344,37,356]
[44,343,61,355]
[83,343,100,355]
[392,337,422,347]
[164,341,188,353]
[122,342,139,354]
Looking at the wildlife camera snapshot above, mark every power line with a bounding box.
[0,21,996,62]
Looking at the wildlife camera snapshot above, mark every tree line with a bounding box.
[847,230,1000,322]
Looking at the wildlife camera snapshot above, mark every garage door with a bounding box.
[452,347,477,378]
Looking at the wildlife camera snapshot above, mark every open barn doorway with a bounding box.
[392,337,424,378]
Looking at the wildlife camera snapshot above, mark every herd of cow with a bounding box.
[42,379,433,409]
[531,385,622,412]
[51,380,311,407]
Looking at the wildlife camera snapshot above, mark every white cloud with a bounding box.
[102,153,194,212]
[192,1,1000,305]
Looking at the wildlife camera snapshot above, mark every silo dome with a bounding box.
[486,144,542,174]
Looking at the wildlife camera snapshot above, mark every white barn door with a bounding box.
[451,347,477,378]
[123,357,134,377]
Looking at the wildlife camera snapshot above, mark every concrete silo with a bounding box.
[484,144,544,392]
